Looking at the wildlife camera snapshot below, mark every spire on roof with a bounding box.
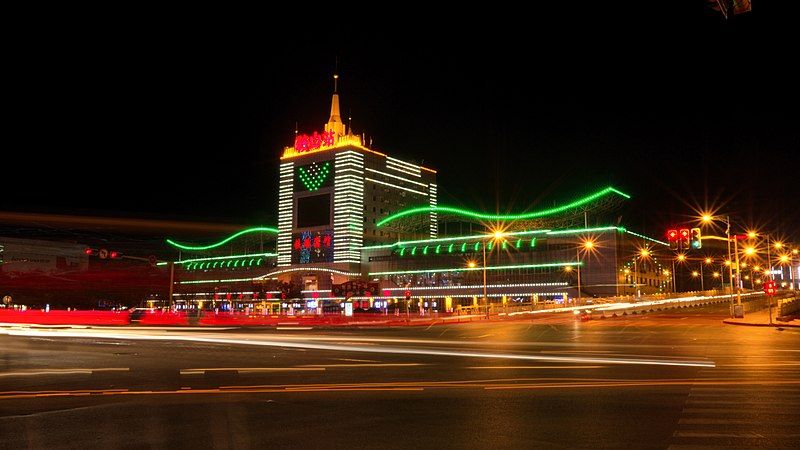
[325,72,346,137]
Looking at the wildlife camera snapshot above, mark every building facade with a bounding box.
[167,83,675,313]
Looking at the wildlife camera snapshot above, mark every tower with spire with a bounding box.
[324,74,347,137]
[277,71,437,282]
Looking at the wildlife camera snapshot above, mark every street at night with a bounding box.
[2,305,799,448]
[4,2,799,449]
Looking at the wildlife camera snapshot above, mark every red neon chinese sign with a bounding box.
[294,131,335,153]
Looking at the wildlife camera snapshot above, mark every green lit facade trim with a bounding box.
[369,262,582,276]
[624,229,669,246]
[544,226,623,235]
[166,227,279,251]
[360,229,551,250]
[384,226,664,258]
[377,187,630,227]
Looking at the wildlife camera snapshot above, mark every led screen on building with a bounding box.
[297,194,331,228]
[296,161,333,192]
[292,230,334,264]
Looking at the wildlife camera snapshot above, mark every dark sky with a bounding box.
[6,4,798,241]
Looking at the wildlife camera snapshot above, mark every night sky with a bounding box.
[6,4,798,241]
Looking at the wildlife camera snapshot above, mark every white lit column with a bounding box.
[277,161,294,266]
[428,183,438,239]
[333,151,364,263]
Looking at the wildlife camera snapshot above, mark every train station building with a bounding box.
[166,80,673,313]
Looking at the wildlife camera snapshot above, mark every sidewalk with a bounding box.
[723,308,800,328]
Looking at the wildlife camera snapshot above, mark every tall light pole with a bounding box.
[633,247,650,300]
[676,253,687,293]
[482,230,504,319]
[704,214,740,312]
[482,242,488,318]
[576,239,595,302]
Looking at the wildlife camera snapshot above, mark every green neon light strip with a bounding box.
[377,187,630,227]
[360,229,551,250]
[177,252,277,265]
[369,262,582,276]
[625,229,669,246]
[545,226,623,235]
[166,227,279,251]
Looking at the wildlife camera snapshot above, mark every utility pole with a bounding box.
[766,234,773,325]
[482,242,489,318]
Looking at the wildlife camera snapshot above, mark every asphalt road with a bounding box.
[1,303,799,449]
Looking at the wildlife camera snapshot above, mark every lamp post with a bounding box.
[576,239,594,303]
[481,230,504,319]
[633,247,650,300]
[675,254,687,293]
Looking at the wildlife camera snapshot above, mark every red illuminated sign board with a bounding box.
[294,131,335,153]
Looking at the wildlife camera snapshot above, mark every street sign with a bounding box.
[763,279,777,296]
[99,248,109,259]
[2,295,11,305]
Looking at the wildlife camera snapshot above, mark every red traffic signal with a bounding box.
[679,229,690,239]
[666,230,678,241]
[404,290,411,300]
[84,248,96,255]
[109,251,122,259]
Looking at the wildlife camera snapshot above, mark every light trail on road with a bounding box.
[0,327,715,368]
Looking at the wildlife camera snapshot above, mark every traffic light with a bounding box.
[404,290,411,301]
[109,251,122,259]
[666,230,679,250]
[84,248,97,256]
[690,228,702,249]
[679,229,690,249]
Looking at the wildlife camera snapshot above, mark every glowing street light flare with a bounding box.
[704,257,712,264]
[701,214,713,223]
[747,231,757,239]
[467,261,477,268]
[564,266,574,272]
[713,272,720,278]
[691,271,699,277]
[676,254,686,262]
[744,246,756,256]
[779,255,790,263]
[640,249,650,258]
[583,239,595,250]
[725,260,732,266]
[774,242,783,249]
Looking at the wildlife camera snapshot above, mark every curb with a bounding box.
[722,319,800,328]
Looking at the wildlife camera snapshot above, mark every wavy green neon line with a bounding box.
[166,227,279,251]
[376,187,630,227]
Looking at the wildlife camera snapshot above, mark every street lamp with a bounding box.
[702,214,741,306]
[674,253,687,293]
[482,230,505,318]
[575,239,595,302]
[633,247,650,300]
